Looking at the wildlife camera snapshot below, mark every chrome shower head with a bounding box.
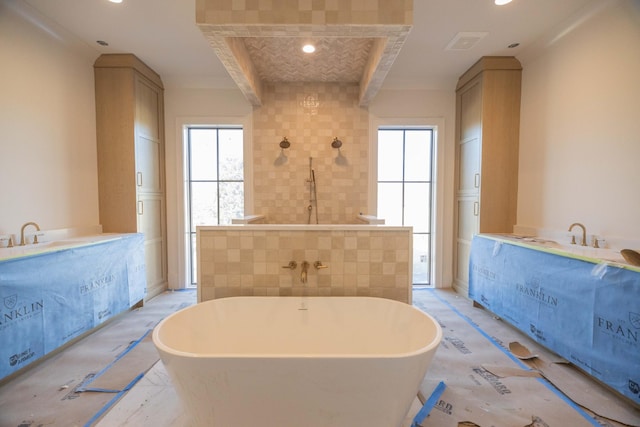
[331,137,342,149]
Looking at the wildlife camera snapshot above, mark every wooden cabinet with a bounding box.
[94,54,168,299]
[453,57,522,296]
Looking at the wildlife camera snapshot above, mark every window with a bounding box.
[185,126,244,286]
[377,128,434,285]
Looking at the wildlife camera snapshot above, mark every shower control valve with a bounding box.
[313,261,328,270]
[282,261,297,270]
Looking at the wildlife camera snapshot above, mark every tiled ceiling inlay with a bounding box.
[196,0,413,106]
[243,37,375,83]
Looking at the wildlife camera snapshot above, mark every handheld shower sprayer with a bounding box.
[307,157,319,224]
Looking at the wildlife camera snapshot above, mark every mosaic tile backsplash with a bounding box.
[198,226,413,303]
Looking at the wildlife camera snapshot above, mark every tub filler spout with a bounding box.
[300,260,309,285]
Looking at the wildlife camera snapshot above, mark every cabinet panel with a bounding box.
[459,81,481,142]
[135,135,162,193]
[144,238,166,298]
[137,194,164,240]
[135,78,160,141]
[457,198,479,241]
[455,240,471,293]
[458,138,480,193]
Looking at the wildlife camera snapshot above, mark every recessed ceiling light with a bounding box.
[109,0,123,3]
[302,44,316,54]
[508,43,520,48]
[495,0,512,5]
[96,40,109,46]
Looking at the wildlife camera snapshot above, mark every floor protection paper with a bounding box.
[414,289,639,427]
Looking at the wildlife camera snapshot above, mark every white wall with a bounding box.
[0,2,99,237]
[163,88,253,288]
[517,0,640,248]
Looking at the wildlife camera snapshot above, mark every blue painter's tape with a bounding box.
[418,288,601,427]
[83,372,144,427]
[77,329,151,392]
[411,381,446,427]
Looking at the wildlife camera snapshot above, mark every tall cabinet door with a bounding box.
[454,79,482,295]
[135,77,163,194]
[137,193,166,293]
[134,75,167,298]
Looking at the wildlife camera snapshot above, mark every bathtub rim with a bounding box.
[152,296,443,360]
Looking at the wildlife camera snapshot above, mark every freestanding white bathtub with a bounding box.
[152,296,442,427]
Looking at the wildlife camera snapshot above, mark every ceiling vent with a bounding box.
[445,32,488,50]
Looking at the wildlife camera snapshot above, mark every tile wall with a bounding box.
[252,82,369,224]
[196,0,413,26]
[198,226,413,303]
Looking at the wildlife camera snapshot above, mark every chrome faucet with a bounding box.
[568,222,587,246]
[301,261,309,285]
[20,222,41,246]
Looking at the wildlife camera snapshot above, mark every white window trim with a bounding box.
[174,115,253,288]
[369,116,446,288]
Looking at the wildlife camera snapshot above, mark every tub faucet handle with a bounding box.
[282,261,297,270]
[313,261,328,269]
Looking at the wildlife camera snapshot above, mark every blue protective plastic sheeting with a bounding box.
[469,235,640,404]
[0,234,146,380]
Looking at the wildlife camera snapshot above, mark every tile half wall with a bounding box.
[197,225,413,303]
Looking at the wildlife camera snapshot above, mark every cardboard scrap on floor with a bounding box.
[414,292,640,427]
[78,330,159,393]
[510,342,640,427]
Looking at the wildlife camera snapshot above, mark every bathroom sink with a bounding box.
[490,234,635,269]
[0,235,123,261]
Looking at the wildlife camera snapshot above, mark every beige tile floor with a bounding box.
[1,288,637,427]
